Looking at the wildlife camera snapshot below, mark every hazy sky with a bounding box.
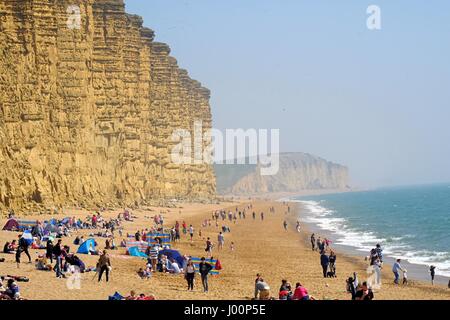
[125,0,450,188]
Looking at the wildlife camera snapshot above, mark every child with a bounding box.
[402,269,408,285]
[230,242,235,251]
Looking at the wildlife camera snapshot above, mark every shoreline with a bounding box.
[279,194,450,286]
[1,199,449,299]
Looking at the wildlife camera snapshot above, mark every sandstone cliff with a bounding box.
[0,0,215,213]
[215,153,350,195]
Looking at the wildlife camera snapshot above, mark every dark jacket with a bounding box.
[320,254,329,266]
[199,262,212,276]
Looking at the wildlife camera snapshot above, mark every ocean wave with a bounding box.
[297,199,450,278]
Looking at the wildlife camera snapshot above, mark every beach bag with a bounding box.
[215,259,222,270]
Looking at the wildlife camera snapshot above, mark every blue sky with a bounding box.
[125,0,450,188]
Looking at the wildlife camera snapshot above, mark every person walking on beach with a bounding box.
[252,212,256,220]
[260,212,264,221]
[189,225,194,242]
[205,238,213,257]
[185,259,196,291]
[199,257,213,292]
[329,251,337,276]
[53,239,64,278]
[217,232,224,250]
[430,265,436,285]
[320,252,329,278]
[392,259,405,285]
[296,221,301,233]
[310,233,316,251]
[97,250,111,282]
[283,220,288,231]
[15,234,32,268]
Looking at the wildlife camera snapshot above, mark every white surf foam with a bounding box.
[282,198,450,277]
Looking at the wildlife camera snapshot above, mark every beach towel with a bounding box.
[159,249,184,267]
[128,246,148,258]
[126,241,148,253]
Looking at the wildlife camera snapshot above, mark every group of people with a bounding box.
[0,277,21,300]
[253,274,312,300]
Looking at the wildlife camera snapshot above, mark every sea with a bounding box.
[285,183,450,278]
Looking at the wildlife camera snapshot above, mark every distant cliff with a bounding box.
[0,0,215,212]
[215,153,350,195]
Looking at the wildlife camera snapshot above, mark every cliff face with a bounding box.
[0,0,215,212]
[215,153,350,195]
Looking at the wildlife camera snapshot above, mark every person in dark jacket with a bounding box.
[53,239,64,278]
[16,234,32,267]
[320,252,329,278]
[198,257,213,292]
[46,240,54,264]
[97,250,111,282]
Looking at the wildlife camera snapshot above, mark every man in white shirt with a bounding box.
[168,259,181,274]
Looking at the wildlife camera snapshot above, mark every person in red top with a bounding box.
[292,282,310,300]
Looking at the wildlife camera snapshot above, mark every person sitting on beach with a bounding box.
[167,258,181,274]
[137,267,152,279]
[126,290,138,300]
[4,279,20,300]
[35,255,52,271]
[3,241,15,254]
[279,280,292,300]
[354,282,374,300]
[292,282,310,300]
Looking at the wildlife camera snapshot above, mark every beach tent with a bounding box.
[126,240,149,254]
[128,246,148,258]
[159,249,184,268]
[44,223,58,234]
[77,238,96,254]
[3,219,20,231]
[22,230,33,246]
